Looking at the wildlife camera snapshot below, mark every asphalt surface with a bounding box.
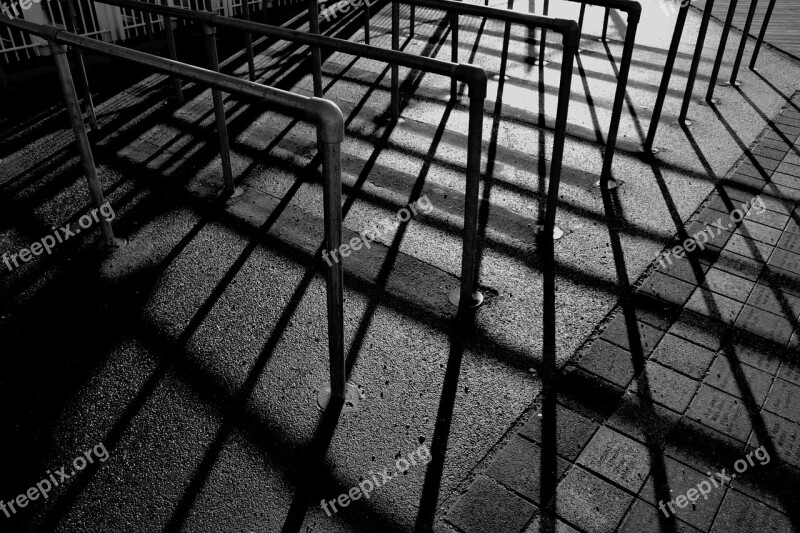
[0,0,798,532]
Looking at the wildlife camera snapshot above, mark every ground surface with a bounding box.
[0,0,798,531]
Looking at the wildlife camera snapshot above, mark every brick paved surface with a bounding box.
[441,97,800,532]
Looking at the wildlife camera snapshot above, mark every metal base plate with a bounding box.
[640,144,660,155]
[97,236,128,252]
[448,287,485,309]
[533,59,549,66]
[535,225,564,241]
[221,186,245,200]
[316,382,361,411]
[697,98,718,106]
[595,179,621,190]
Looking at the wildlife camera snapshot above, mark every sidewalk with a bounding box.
[443,95,800,532]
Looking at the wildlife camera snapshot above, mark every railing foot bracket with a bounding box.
[222,186,245,201]
[316,382,361,411]
[535,225,564,241]
[97,237,128,252]
[448,287,484,309]
[595,178,621,190]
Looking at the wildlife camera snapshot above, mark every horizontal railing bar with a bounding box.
[93,0,487,85]
[403,0,581,41]
[0,15,345,142]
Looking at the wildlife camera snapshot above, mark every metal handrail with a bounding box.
[562,0,642,187]
[377,0,581,234]
[388,0,636,189]
[0,15,350,404]
[89,0,490,310]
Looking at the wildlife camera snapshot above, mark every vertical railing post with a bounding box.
[537,0,549,65]
[307,0,324,97]
[749,0,776,70]
[320,139,345,402]
[242,0,257,81]
[391,0,399,120]
[679,0,714,124]
[451,73,486,310]
[63,0,99,130]
[161,0,184,103]
[262,0,269,23]
[0,61,8,90]
[544,35,576,239]
[730,0,759,85]
[364,0,372,44]
[409,4,415,37]
[450,12,458,99]
[706,0,738,103]
[143,12,156,52]
[49,41,123,250]
[202,22,237,197]
[577,3,586,36]
[599,8,639,187]
[644,1,689,153]
[601,7,609,40]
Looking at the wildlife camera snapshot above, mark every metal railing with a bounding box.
[565,0,641,187]
[374,0,636,190]
[89,0,490,310]
[0,14,351,403]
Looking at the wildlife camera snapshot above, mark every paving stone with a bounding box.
[763,183,800,204]
[668,311,725,352]
[709,489,795,533]
[748,410,800,470]
[734,305,796,346]
[703,355,774,406]
[745,282,800,322]
[576,426,651,493]
[653,252,708,286]
[639,455,728,531]
[651,333,716,379]
[723,233,774,263]
[554,467,633,533]
[769,172,800,192]
[727,459,800,516]
[778,353,800,386]
[445,475,537,533]
[762,263,800,298]
[686,385,754,443]
[711,250,765,281]
[607,392,682,447]
[628,361,700,414]
[752,145,787,162]
[576,339,636,389]
[520,403,599,461]
[639,271,697,307]
[753,155,781,172]
[629,293,682,331]
[700,267,756,302]
[523,515,579,533]
[776,163,800,183]
[763,378,800,423]
[728,172,767,191]
[486,436,570,504]
[757,137,791,152]
[557,367,625,423]
[685,287,744,325]
[786,216,800,235]
[734,218,784,246]
[728,337,784,374]
[777,231,800,254]
[599,314,666,359]
[618,498,703,533]
[666,418,747,475]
